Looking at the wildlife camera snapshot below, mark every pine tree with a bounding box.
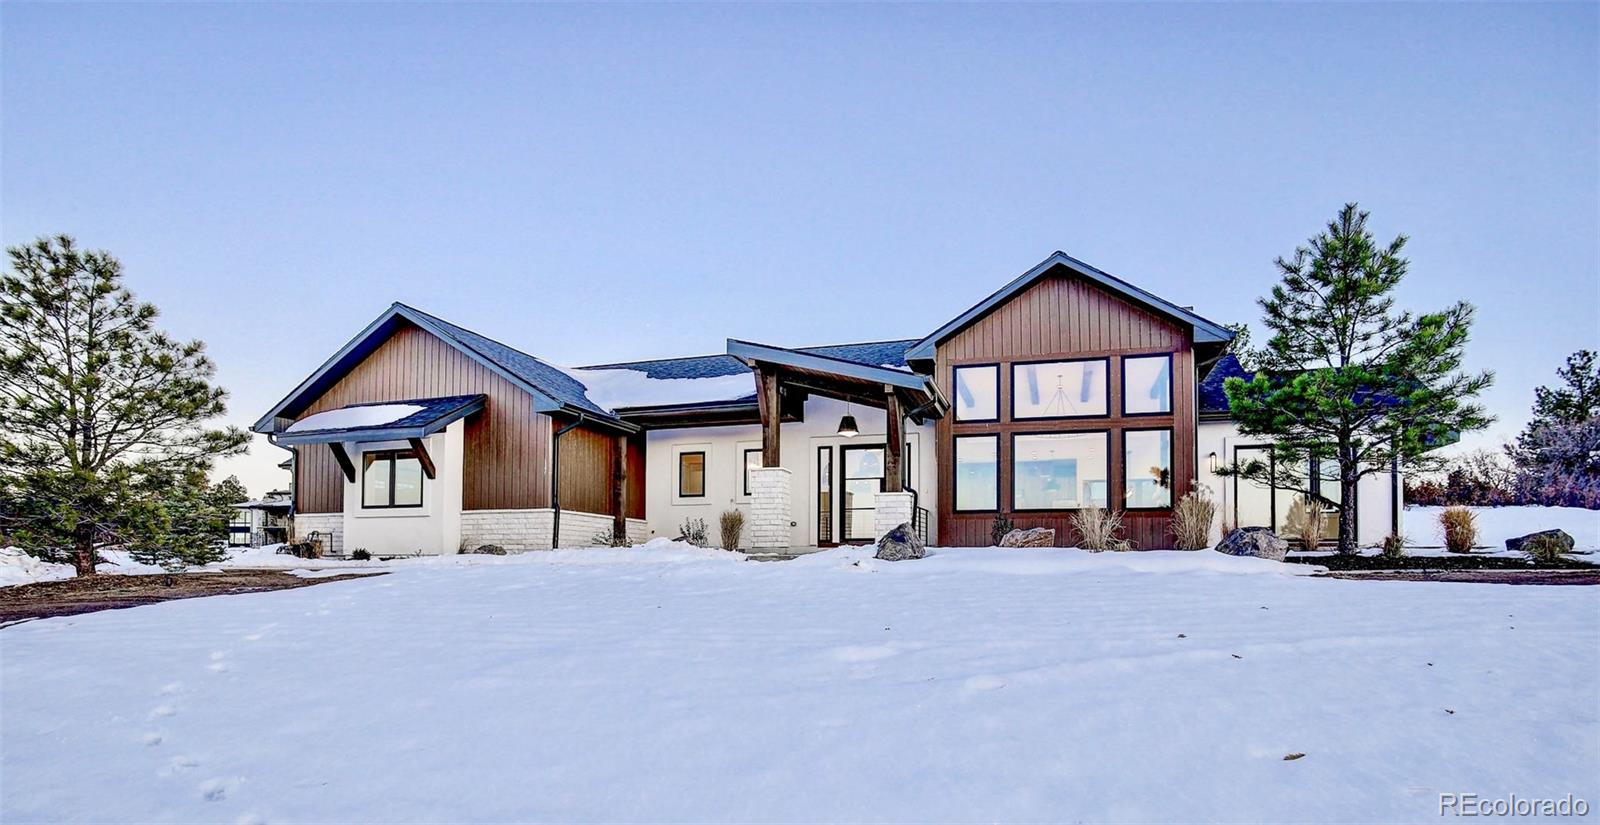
[1223,204,1493,554]
[0,235,249,574]
[1509,351,1600,508]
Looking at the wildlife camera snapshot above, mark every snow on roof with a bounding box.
[563,366,755,411]
[284,403,428,434]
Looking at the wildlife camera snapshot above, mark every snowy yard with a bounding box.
[2,545,1596,824]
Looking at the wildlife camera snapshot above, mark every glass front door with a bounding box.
[841,445,885,543]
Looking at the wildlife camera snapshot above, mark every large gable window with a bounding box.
[953,364,999,422]
[953,435,999,512]
[1012,359,1109,419]
[1123,354,1173,416]
[1013,431,1109,511]
[362,450,424,508]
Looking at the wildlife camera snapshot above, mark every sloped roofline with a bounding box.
[252,303,634,434]
[904,251,1235,364]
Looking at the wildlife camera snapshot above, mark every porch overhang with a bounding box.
[725,339,948,422]
[270,394,486,446]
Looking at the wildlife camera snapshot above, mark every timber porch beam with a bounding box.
[329,442,356,483]
[407,438,437,479]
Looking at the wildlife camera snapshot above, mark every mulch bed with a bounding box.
[0,570,386,625]
[1286,554,1597,572]
[1318,569,1600,585]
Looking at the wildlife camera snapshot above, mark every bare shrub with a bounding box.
[989,513,1015,546]
[1171,483,1216,550]
[1522,532,1568,564]
[1439,506,1478,553]
[677,517,709,546]
[719,509,745,551]
[1282,494,1325,550]
[1071,507,1133,552]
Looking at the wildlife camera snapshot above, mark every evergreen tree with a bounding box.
[1223,204,1493,554]
[1509,351,1600,508]
[0,235,249,574]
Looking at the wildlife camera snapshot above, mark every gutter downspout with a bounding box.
[551,413,587,549]
[267,433,296,525]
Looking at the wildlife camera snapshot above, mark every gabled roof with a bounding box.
[904,251,1234,366]
[253,303,630,434]
[580,339,917,382]
[273,394,487,445]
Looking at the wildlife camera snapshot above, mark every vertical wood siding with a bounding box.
[292,322,554,513]
[554,423,616,517]
[934,273,1197,548]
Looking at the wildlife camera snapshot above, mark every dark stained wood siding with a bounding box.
[934,273,1198,549]
[292,321,554,513]
[555,422,614,517]
[627,434,646,519]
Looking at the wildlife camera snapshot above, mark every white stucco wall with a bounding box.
[1197,420,1401,547]
[339,420,465,557]
[643,396,938,548]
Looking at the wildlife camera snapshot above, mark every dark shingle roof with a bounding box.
[281,394,486,438]
[402,305,612,417]
[1199,353,1251,414]
[581,339,917,383]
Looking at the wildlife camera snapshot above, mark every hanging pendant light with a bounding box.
[837,400,859,438]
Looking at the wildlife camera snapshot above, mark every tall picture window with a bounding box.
[362,450,424,509]
[1012,432,1109,510]
[1124,429,1173,509]
[742,448,762,496]
[1012,359,1109,419]
[678,451,706,498]
[953,435,999,512]
[953,364,999,422]
[1122,354,1173,415]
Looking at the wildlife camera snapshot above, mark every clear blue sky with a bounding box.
[4,3,1596,495]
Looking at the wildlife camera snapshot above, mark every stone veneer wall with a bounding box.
[873,492,915,543]
[746,466,793,552]
[294,512,344,557]
[460,509,650,551]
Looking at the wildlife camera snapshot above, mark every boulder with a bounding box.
[1505,529,1574,556]
[999,527,1057,548]
[470,544,508,556]
[1214,527,1288,562]
[874,522,925,562]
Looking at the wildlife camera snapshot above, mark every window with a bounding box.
[1012,359,1109,419]
[678,451,706,498]
[1123,354,1172,415]
[1013,432,1109,510]
[742,448,762,496]
[953,364,999,422]
[362,450,424,508]
[1124,429,1173,509]
[817,446,833,544]
[953,435,999,512]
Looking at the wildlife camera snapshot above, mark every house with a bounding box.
[227,490,293,547]
[252,251,1403,556]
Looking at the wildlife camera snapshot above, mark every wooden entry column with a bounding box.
[883,388,903,493]
[754,365,781,467]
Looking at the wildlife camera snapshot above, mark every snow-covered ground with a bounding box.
[2,545,1595,823]
[1405,505,1600,552]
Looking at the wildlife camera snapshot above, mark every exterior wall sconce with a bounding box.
[1207,452,1219,473]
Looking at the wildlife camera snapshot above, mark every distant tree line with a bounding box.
[1406,350,1600,509]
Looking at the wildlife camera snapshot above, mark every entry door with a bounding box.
[840,445,885,543]
[1233,445,1274,529]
